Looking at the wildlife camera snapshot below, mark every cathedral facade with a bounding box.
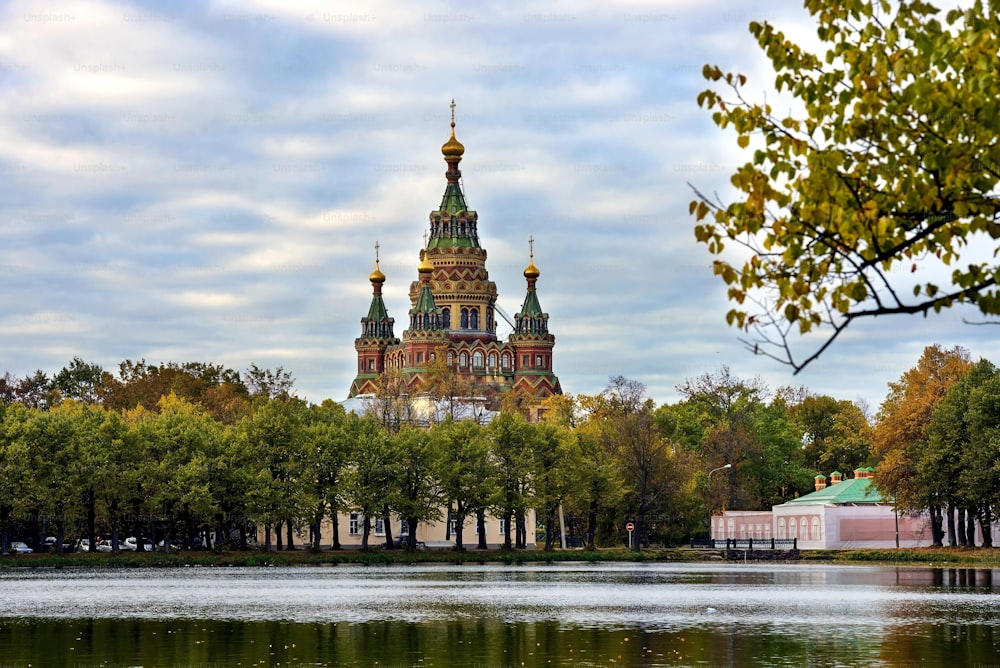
[349,110,561,412]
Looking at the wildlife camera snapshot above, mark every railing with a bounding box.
[690,538,797,550]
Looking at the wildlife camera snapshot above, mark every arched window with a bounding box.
[460,308,469,329]
[460,352,468,367]
[535,355,543,368]
[473,351,484,368]
[470,308,479,330]
[811,517,821,543]
[447,352,454,366]
[501,353,511,370]
[789,519,798,540]
[368,359,375,371]
[777,518,786,540]
[442,307,451,329]
[800,517,809,541]
[764,524,771,540]
[487,353,497,370]
[727,519,735,539]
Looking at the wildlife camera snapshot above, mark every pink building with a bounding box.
[713,468,938,549]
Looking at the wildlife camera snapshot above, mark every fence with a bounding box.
[689,538,797,550]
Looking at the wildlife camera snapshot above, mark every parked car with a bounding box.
[44,536,74,552]
[76,538,91,553]
[124,537,154,552]
[9,541,33,554]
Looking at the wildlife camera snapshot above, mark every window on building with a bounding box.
[400,522,409,537]
[442,307,451,329]
[460,308,469,329]
[448,352,454,366]
[502,353,511,370]
[460,352,468,367]
[374,518,385,536]
[367,359,375,371]
[777,518,786,539]
[473,351,484,368]
[470,308,479,329]
[449,518,457,535]
[811,517,821,542]
[789,520,798,540]
[535,355,543,368]
[800,517,809,541]
[349,513,361,536]
[498,519,507,535]
[416,352,423,364]
[488,353,497,370]
[523,355,530,367]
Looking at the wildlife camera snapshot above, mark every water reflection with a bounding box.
[1,563,999,667]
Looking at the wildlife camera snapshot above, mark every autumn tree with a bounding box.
[692,0,1000,372]
[924,359,1000,547]
[873,344,972,545]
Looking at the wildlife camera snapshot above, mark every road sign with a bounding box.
[625,522,635,532]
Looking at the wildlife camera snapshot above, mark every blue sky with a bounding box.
[0,0,992,410]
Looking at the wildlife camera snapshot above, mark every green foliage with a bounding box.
[693,0,1000,371]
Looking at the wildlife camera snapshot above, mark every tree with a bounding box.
[873,344,972,545]
[433,419,494,551]
[52,357,106,404]
[924,359,1000,547]
[692,0,1000,372]
[243,364,295,400]
[343,413,394,551]
[791,394,873,475]
[390,426,444,549]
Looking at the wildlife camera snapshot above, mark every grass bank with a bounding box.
[0,546,698,569]
[4,546,999,569]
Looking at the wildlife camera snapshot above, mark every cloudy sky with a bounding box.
[0,0,992,410]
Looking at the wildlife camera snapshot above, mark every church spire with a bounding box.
[430,101,481,251]
[516,236,547,333]
[409,247,443,330]
[360,241,395,339]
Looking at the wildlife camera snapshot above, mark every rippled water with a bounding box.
[2,562,998,666]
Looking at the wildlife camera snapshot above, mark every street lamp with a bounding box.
[707,464,732,541]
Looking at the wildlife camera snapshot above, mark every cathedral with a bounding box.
[349,106,561,414]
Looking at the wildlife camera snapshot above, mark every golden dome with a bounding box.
[524,258,540,280]
[369,261,385,284]
[441,125,464,158]
[418,250,434,274]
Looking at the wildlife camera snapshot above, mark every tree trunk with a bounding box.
[477,510,487,550]
[361,516,371,551]
[264,524,272,552]
[586,497,598,551]
[332,512,341,550]
[406,517,419,550]
[502,509,513,550]
[275,521,283,551]
[978,505,992,548]
[86,488,97,552]
[957,507,968,546]
[383,509,394,550]
[285,519,294,550]
[966,509,977,547]
[931,506,944,547]
[544,507,556,552]
[947,502,957,547]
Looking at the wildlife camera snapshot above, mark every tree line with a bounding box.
[5,345,996,554]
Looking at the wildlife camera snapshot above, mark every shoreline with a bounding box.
[3,546,1000,569]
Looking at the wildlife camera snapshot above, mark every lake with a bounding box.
[1,562,998,666]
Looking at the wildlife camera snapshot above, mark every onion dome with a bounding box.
[524,258,540,280]
[418,249,434,275]
[441,125,464,158]
[442,99,465,158]
[524,237,540,279]
[369,260,386,284]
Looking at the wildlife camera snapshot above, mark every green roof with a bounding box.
[438,182,468,215]
[518,290,543,318]
[780,477,890,506]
